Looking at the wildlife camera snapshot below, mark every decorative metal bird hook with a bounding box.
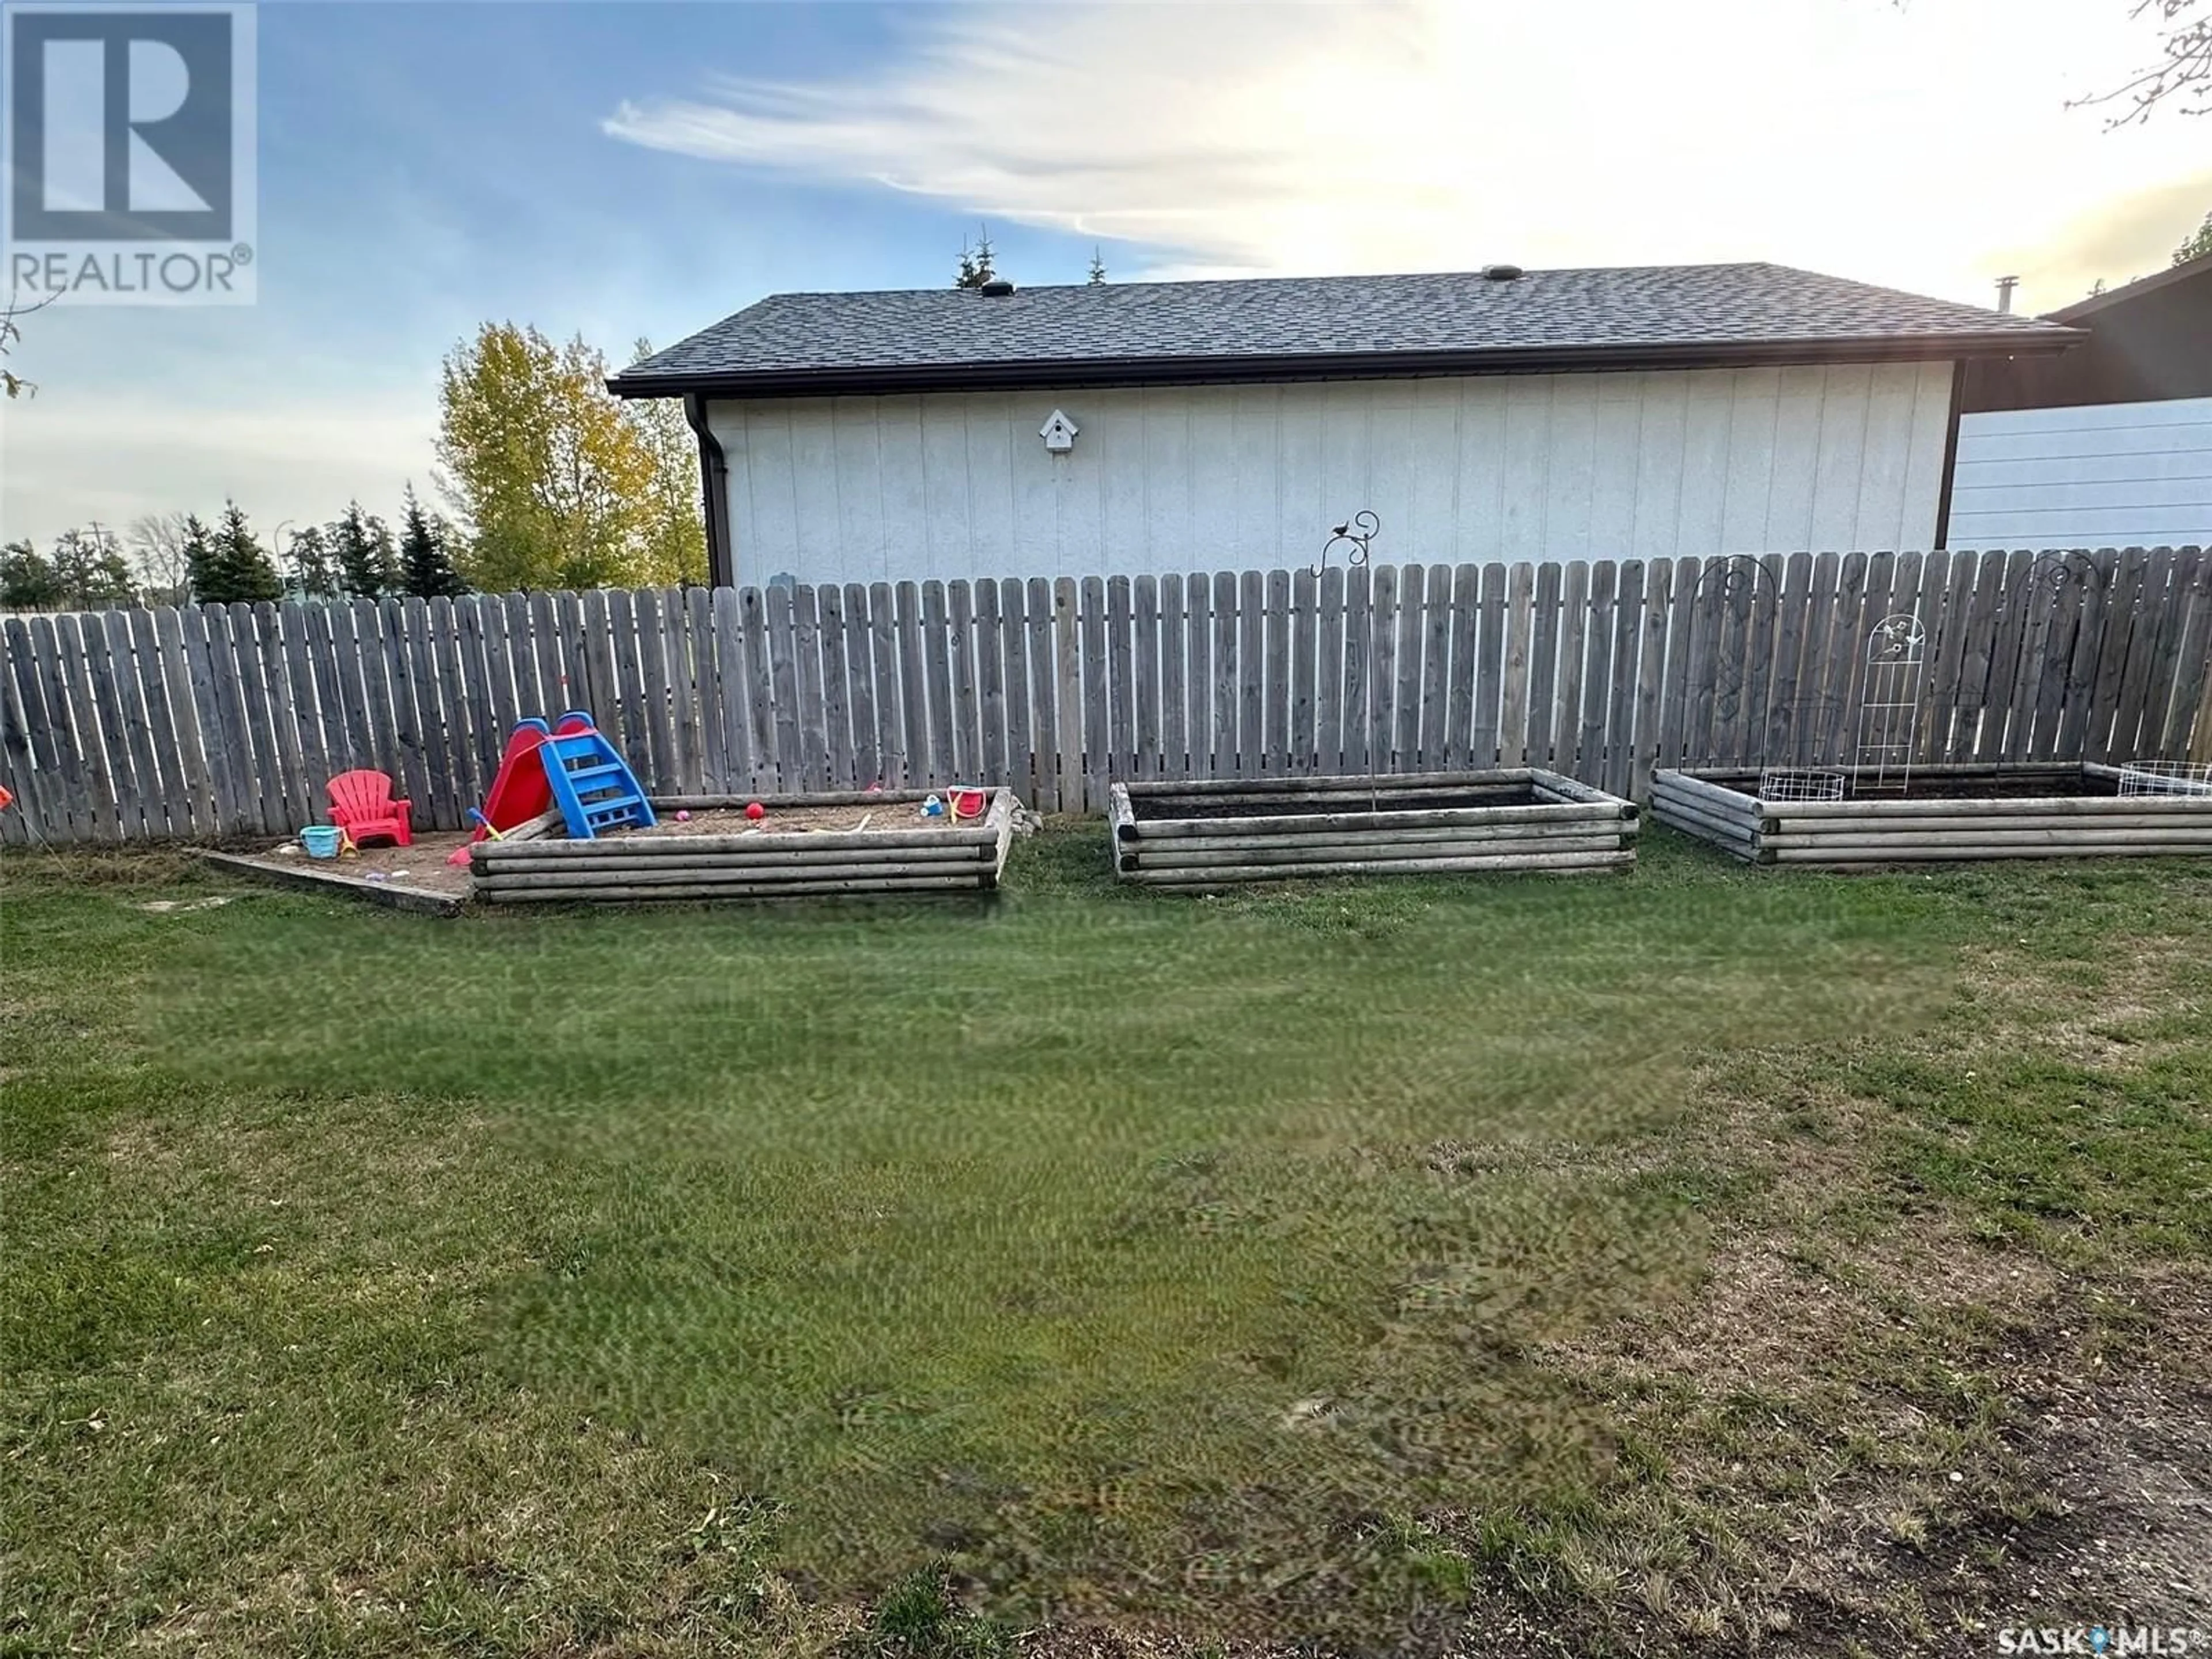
[1314,510,1379,578]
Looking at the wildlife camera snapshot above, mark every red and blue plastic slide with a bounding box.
[472,711,595,839]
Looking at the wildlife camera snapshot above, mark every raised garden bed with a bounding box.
[1108,770,1638,887]
[1651,763,2212,867]
[470,789,1019,904]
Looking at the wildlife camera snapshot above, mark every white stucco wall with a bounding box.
[707,360,1957,586]
[1950,396,2212,551]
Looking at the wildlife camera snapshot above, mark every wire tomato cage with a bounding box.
[2116,762,2212,798]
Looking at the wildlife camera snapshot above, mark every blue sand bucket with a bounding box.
[301,825,343,859]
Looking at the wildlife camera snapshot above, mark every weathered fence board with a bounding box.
[80,611,143,838]
[1027,576,1057,810]
[973,579,1003,791]
[1554,561,1590,775]
[1269,566,1296,773]
[2165,555,2212,760]
[3,619,47,844]
[3,545,2206,843]
[1340,565,1370,777]
[1003,579,1034,803]
[1368,562,1397,774]
[1107,574,1135,781]
[1315,566,1343,776]
[1054,577,1082,807]
[1290,568,1317,776]
[204,606,258,834]
[819,581,854,790]
[794,583,830,791]
[950,578,982,786]
[922,581,955,789]
[1475,562,1509,771]
[765,583,801,790]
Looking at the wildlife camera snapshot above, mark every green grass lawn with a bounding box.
[4,828,2209,1656]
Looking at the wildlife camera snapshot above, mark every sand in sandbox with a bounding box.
[602,801,987,839]
[268,830,476,894]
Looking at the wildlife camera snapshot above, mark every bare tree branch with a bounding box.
[2074,0,2211,125]
[1,288,60,400]
[126,512,194,605]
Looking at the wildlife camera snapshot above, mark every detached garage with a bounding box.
[615,263,2077,588]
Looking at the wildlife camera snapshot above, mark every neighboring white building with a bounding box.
[613,264,2077,588]
[1950,396,2212,552]
[1951,258,2212,552]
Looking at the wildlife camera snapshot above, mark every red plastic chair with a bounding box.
[326,769,413,847]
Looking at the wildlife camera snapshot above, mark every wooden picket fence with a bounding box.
[2,546,2207,846]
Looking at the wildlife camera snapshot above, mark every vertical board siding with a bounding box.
[1,548,2205,842]
[711,363,1955,585]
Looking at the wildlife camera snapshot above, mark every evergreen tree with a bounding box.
[286,524,340,599]
[198,502,282,604]
[1088,247,1107,284]
[181,514,219,603]
[1,540,63,609]
[398,484,469,597]
[49,526,137,608]
[331,501,400,598]
[954,229,997,290]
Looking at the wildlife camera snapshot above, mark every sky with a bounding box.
[3,0,2207,552]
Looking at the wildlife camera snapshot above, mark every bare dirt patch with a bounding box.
[1494,920,2212,1656]
[2000,1273,2212,1621]
[1518,1220,2212,1647]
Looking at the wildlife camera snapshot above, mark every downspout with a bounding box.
[1931,361,1965,552]
[684,394,733,588]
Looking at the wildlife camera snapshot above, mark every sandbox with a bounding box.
[1650,763,2212,867]
[1108,769,1638,887]
[468,789,1019,904]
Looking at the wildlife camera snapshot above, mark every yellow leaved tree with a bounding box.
[435,323,706,592]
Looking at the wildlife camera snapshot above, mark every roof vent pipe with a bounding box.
[1995,275,2018,314]
[1481,264,1523,282]
[979,279,1017,298]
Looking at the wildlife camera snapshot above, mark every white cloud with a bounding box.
[1,390,435,545]
[605,0,2210,314]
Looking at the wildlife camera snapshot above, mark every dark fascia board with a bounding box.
[2043,253,2208,323]
[608,328,2084,400]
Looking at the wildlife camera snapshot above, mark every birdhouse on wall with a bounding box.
[1039,409,1078,454]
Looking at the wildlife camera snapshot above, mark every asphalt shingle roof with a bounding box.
[613,262,2078,396]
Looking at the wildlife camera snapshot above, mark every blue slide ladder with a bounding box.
[540,719,656,839]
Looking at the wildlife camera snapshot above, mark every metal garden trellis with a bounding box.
[1853,612,1927,793]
